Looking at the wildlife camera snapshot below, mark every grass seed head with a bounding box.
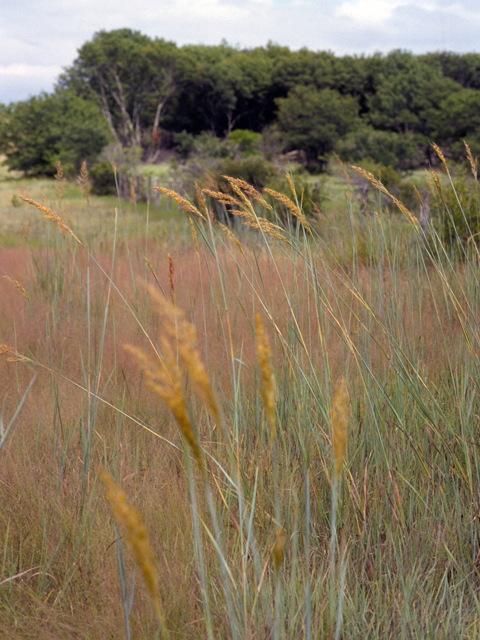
[54,161,66,206]
[217,221,245,255]
[144,285,222,429]
[331,377,349,480]
[124,343,205,473]
[264,185,310,231]
[464,141,478,181]
[19,197,83,246]
[352,166,419,229]
[189,217,200,260]
[99,468,166,629]
[168,253,175,305]
[255,314,276,439]
[155,187,206,221]
[77,161,89,191]
[3,276,29,301]
[273,526,286,574]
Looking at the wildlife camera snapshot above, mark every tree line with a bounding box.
[2,28,480,176]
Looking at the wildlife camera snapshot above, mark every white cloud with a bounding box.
[1,0,480,103]
[336,0,480,28]
[0,64,61,79]
[336,0,408,27]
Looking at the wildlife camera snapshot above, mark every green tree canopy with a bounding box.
[60,29,182,148]
[0,90,111,176]
[276,85,360,168]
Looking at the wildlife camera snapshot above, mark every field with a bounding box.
[1,158,480,639]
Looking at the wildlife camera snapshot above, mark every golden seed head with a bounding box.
[255,314,276,439]
[125,286,226,472]
[352,166,419,228]
[0,344,16,356]
[189,217,200,260]
[194,184,211,220]
[242,217,289,244]
[431,170,445,201]
[202,189,241,209]
[217,221,245,255]
[130,181,137,204]
[168,253,175,305]
[264,185,310,231]
[273,525,286,574]
[464,141,478,180]
[19,197,83,246]
[432,142,450,176]
[145,285,222,430]
[77,161,90,191]
[144,257,158,280]
[3,276,29,301]
[223,176,273,211]
[124,342,205,472]
[99,468,166,628]
[155,186,206,221]
[331,377,349,480]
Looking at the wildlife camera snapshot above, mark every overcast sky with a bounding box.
[1,0,479,104]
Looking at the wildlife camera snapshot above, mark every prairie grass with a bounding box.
[1,158,480,639]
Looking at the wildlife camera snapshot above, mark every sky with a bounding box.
[1,0,480,104]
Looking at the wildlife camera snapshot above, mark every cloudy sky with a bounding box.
[1,0,479,104]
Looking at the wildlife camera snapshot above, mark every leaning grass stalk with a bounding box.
[0,373,36,454]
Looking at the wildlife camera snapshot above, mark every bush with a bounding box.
[337,127,422,172]
[227,130,262,157]
[0,90,111,176]
[174,131,234,163]
[218,156,277,189]
[431,172,480,251]
[90,160,117,195]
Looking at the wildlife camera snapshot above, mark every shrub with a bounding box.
[227,129,262,157]
[90,160,117,195]
[431,171,480,251]
[337,127,422,172]
[218,156,277,190]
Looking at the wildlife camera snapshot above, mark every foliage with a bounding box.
[430,172,480,251]
[8,33,480,176]
[0,91,111,176]
[337,126,421,172]
[276,86,360,169]
[89,160,117,195]
[227,129,262,156]
[217,155,278,190]
[60,29,182,149]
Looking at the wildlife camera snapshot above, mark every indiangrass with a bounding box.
[2,153,480,639]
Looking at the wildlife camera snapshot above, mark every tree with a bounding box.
[431,89,480,158]
[366,52,460,135]
[275,86,360,169]
[60,29,182,148]
[336,126,421,171]
[168,44,273,136]
[0,91,111,176]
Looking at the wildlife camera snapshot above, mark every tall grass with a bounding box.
[1,154,480,638]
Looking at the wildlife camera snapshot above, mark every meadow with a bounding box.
[1,155,480,639]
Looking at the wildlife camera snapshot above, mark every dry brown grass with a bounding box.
[0,218,477,638]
